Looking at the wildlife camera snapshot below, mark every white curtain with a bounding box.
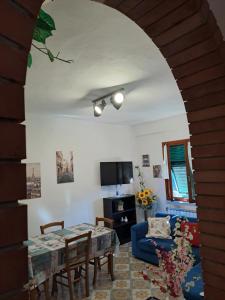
[187,141,193,171]
[162,144,169,179]
[187,141,195,200]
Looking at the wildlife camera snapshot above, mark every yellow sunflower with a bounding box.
[142,199,148,206]
[138,192,145,199]
[144,189,150,197]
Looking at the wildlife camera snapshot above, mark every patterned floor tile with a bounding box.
[119,252,129,257]
[111,289,131,300]
[130,262,146,271]
[132,289,152,300]
[131,271,144,279]
[114,271,130,280]
[114,257,130,264]
[91,290,110,300]
[131,279,150,289]
[95,280,113,290]
[113,280,130,289]
[114,263,130,272]
[119,246,129,252]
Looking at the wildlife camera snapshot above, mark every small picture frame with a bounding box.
[26,163,41,199]
[142,154,150,167]
[153,165,162,178]
[56,151,74,184]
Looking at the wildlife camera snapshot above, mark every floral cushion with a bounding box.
[181,221,200,247]
[146,216,171,239]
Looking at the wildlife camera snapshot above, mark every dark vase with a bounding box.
[144,209,148,221]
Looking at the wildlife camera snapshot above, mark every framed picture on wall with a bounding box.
[142,154,150,167]
[26,163,41,199]
[153,164,162,178]
[56,151,74,184]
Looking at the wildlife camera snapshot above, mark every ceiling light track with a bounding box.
[92,88,125,117]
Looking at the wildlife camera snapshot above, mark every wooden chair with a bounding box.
[38,221,64,297]
[53,231,92,300]
[91,217,114,285]
[40,220,64,234]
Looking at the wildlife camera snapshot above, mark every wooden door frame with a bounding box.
[0,0,225,298]
[162,139,193,202]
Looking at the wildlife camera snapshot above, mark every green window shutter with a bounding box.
[170,145,188,198]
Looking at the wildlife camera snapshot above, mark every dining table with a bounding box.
[25,223,120,298]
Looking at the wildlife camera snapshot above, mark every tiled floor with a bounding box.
[38,244,184,300]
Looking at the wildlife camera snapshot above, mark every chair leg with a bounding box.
[52,274,58,295]
[97,257,101,270]
[108,256,110,274]
[67,268,75,300]
[43,279,51,300]
[93,257,98,286]
[36,286,41,296]
[74,267,80,280]
[108,253,114,281]
[85,262,90,297]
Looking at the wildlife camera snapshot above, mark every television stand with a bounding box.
[103,194,136,244]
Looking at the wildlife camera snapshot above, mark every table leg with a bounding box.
[43,279,51,300]
[29,288,38,300]
[108,253,114,281]
[93,257,98,286]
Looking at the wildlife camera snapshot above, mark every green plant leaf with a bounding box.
[38,9,56,31]
[47,49,54,62]
[33,27,52,44]
[27,52,32,68]
[36,18,53,31]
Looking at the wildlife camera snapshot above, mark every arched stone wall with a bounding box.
[0,0,225,298]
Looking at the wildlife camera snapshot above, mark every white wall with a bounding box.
[22,113,192,235]
[22,114,135,236]
[132,114,190,215]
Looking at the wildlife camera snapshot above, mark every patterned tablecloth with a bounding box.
[25,223,120,287]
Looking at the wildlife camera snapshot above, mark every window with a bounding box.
[162,139,195,203]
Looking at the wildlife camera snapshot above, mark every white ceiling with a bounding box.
[25,0,224,125]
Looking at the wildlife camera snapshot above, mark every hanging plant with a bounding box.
[28,6,73,67]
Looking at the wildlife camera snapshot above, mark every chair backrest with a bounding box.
[64,231,92,268]
[40,221,64,234]
[96,217,114,229]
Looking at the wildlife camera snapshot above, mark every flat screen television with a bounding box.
[100,161,133,186]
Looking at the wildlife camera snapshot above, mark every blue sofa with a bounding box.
[131,212,200,266]
[182,263,204,300]
[131,212,203,299]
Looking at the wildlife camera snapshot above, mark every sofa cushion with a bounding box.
[146,216,171,239]
[181,221,200,247]
[138,237,175,254]
[155,212,198,237]
[155,213,182,235]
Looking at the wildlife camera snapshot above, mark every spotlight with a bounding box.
[93,100,106,117]
[111,90,125,110]
[91,88,125,117]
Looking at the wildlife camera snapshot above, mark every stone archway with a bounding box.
[0,0,225,298]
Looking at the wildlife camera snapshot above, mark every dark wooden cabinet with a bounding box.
[103,194,136,245]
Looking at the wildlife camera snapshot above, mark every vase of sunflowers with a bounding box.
[135,166,157,221]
